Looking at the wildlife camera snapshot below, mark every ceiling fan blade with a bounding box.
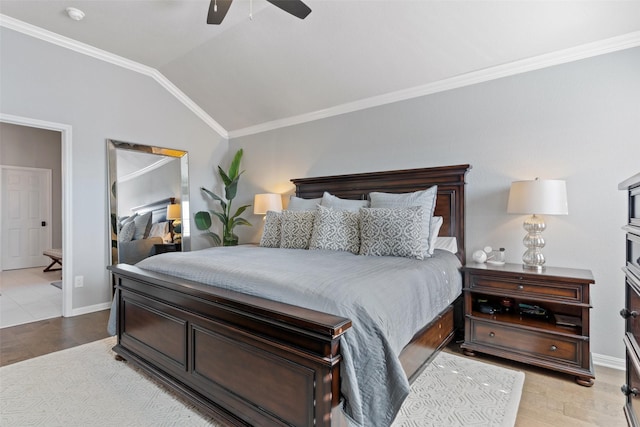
[265,0,312,20]
[207,0,233,25]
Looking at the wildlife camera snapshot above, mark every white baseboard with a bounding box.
[593,352,625,371]
[70,302,111,317]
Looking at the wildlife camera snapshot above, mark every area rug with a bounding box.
[0,337,524,427]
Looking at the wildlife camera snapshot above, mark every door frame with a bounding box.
[0,113,73,317]
[0,165,53,269]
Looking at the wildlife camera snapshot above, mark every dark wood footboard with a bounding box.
[110,263,352,426]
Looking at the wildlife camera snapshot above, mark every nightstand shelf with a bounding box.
[461,263,595,386]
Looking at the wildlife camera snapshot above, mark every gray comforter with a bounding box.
[122,246,462,426]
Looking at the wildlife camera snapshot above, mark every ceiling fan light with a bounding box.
[65,7,85,21]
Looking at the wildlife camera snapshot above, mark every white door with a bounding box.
[1,166,52,270]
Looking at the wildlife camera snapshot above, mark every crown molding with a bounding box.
[2,14,638,141]
[0,14,229,139]
[228,30,640,139]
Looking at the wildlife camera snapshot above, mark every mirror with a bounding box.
[107,140,190,265]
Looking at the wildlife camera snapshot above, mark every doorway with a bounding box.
[0,113,72,322]
[1,166,52,270]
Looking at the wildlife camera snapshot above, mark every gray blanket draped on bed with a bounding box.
[109,246,461,427]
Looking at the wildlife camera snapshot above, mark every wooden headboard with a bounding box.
[291,164,471,264]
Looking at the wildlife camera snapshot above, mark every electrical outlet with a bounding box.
[74,275,84,288]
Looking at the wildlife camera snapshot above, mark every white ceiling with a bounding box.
[1,1,640,137]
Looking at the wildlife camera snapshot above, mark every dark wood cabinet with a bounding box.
[461,263,595,386]
[620,172,640,427]
[153,243,181,254]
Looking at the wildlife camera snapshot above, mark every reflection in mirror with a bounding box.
[107,140,190,265]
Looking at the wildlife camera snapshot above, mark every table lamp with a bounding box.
[507,178,568,270]
[167,200,182,243]
[253,193,283,216]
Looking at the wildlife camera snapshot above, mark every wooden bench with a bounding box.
[43,248,62,272]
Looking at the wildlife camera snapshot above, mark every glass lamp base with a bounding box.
[522,214,546,271]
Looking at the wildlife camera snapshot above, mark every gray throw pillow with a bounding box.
[359,206,424,259]
[287,196,321,211]
[320,192,369,212]
[133,212,152,240]
[309,205,360,254]
[118,220,136,243]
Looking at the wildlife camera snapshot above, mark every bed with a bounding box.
[107,164,470,427]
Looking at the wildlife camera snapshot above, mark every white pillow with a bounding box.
[320,192,369,212]
[309,205,360,254]
[369,186,437,258]
[434,237,458,254]
[428,216,443,255]
[259,211,281,248]
[279,210,316,249]
[287,196,321,211]
[148,221,169,239]
[359,207,424,259]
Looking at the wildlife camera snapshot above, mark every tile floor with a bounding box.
[0,267,62,328]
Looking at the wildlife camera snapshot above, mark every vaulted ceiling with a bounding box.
[1,1,640,138]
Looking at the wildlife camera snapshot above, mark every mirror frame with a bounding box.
[107,139,190,265]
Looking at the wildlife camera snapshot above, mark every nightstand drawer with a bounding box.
[470,320,581,365]
[468,275,583,303]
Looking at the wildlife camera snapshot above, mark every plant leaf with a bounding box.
[218,166,232,187]
[201,187,227,211]
[194,211,212,230]
[225,175,240,201]
[228,149,243,180]
[232,217,252,228]
[211,210,227,224]
[231,204,251,219]
[207,232,222,246]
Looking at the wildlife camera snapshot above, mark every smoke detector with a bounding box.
[65,7,85,21]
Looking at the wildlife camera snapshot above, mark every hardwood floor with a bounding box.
[0,313,627,426]
[446,342,626,427]
[0,309,110,367]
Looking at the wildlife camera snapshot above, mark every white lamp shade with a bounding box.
[254,193,283,215]
[507,179,568,215]
[166,203,181,220]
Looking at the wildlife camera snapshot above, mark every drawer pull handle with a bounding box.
[620,308,639,319]
[489,332,495,338]
[550,345,558,352]
[517,285,524,290]
[622,384,640,397]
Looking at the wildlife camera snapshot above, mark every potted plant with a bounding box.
[194,149,252,246]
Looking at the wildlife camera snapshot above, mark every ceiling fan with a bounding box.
[207,0,312,25]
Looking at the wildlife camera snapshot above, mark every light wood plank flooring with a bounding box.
[0,313,627,426]
[446,343,626,427]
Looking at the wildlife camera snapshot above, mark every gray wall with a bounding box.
[231,47,640,362]
[0,122,62,249]
[0,27,227,311]
[117,158,182,218]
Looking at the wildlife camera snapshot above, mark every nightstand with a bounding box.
[153,243,182,254]
[461,263,595,386]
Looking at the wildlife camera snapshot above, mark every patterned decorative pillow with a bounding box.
[369,186,437,258]
[118,220,136,243]
[359,207,424,259]
[320,192,369,212]
[309,205,360,254]
[287,196,321,211]
[279,210,316,249]
[259,211,282,248]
